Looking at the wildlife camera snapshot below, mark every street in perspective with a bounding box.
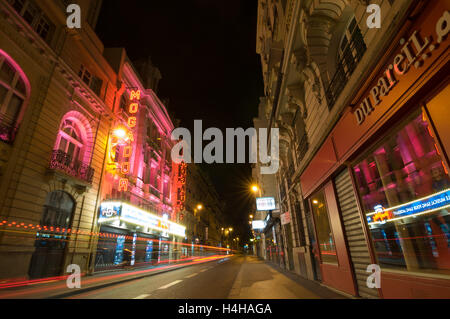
[0,0,449,306]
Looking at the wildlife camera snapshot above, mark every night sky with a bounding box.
[96,0,264,242]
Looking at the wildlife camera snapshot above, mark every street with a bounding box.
[0,255,346,299]
[0,0,448,301]
[64,255,345,299]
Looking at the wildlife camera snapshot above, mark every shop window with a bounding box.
[0,53,28,144]
[353,110,450,277]
[310,190,338,263]
[7,0,55,44]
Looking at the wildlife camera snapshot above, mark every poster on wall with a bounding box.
[281,211,291,225]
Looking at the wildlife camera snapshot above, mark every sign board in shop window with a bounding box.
[367,189,450,225]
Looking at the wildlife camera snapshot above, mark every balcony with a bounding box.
[149,186,160,198]
[49,150,95,184]
[0,121,18,145]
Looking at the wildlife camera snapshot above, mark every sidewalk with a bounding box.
[230,255,349,299]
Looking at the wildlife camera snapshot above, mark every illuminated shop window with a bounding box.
[0,52,28,143]
[353,109,450,276]
[310,190,337,264]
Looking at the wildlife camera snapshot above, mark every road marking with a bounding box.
[134,294,150,299]
[200,268,208,272]
[185,273,198,278]
[157,280,183,289]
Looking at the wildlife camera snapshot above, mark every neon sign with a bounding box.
[173,161,187,219]
[367,188,450,225]
[117,89,141,192]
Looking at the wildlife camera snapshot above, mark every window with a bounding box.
[353,109,450,277]
[55,119,84,163]
[338,18,366,76]
[0,53,28,143]
[326,16,367,109]
[78,65,103,96]
[310,190,337,263]
[7,0,55,43]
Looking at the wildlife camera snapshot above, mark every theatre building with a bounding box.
[91,51,185,271]
[300,1,449,298]
[0,0,118,280]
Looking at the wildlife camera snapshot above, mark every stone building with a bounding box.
[255,0,450,298]
[0,0,117,279]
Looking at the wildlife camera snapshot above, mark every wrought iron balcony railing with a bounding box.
[49,150,95,184]
[0,120,18,144]
[325,28,367,110]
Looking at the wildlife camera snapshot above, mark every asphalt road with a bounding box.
[61,255,346,299]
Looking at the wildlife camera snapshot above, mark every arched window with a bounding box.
[51,112,94,183]
[29,191,75,279]
[56,119,84,163]
[0,51,29,143]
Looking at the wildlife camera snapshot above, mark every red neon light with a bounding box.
[443,161,449,175]
[127,131,134,142]
[129,103,139,114]
[123,146,132,158]
[121,162,130,174]
[129,90,141,101]
[128,117,137,127]
[118,178,129,192]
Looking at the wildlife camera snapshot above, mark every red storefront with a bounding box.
[300,1,450,298]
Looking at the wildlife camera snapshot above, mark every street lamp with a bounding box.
[197,204,203,210]
[113,127,127,139]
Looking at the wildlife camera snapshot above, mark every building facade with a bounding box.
[255,0,450,298]
[0,0,117,279]
[0,0,192,280]
[182,163,225,248]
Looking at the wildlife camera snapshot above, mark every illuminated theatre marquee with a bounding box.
[367,188,450,225]
[99,201,186,237]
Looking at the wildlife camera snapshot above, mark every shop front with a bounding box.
[263,212,286,268]
[300,1,450,298]
[93,201,186,272]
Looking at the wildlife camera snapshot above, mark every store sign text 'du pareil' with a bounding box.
[354,10,449,125]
